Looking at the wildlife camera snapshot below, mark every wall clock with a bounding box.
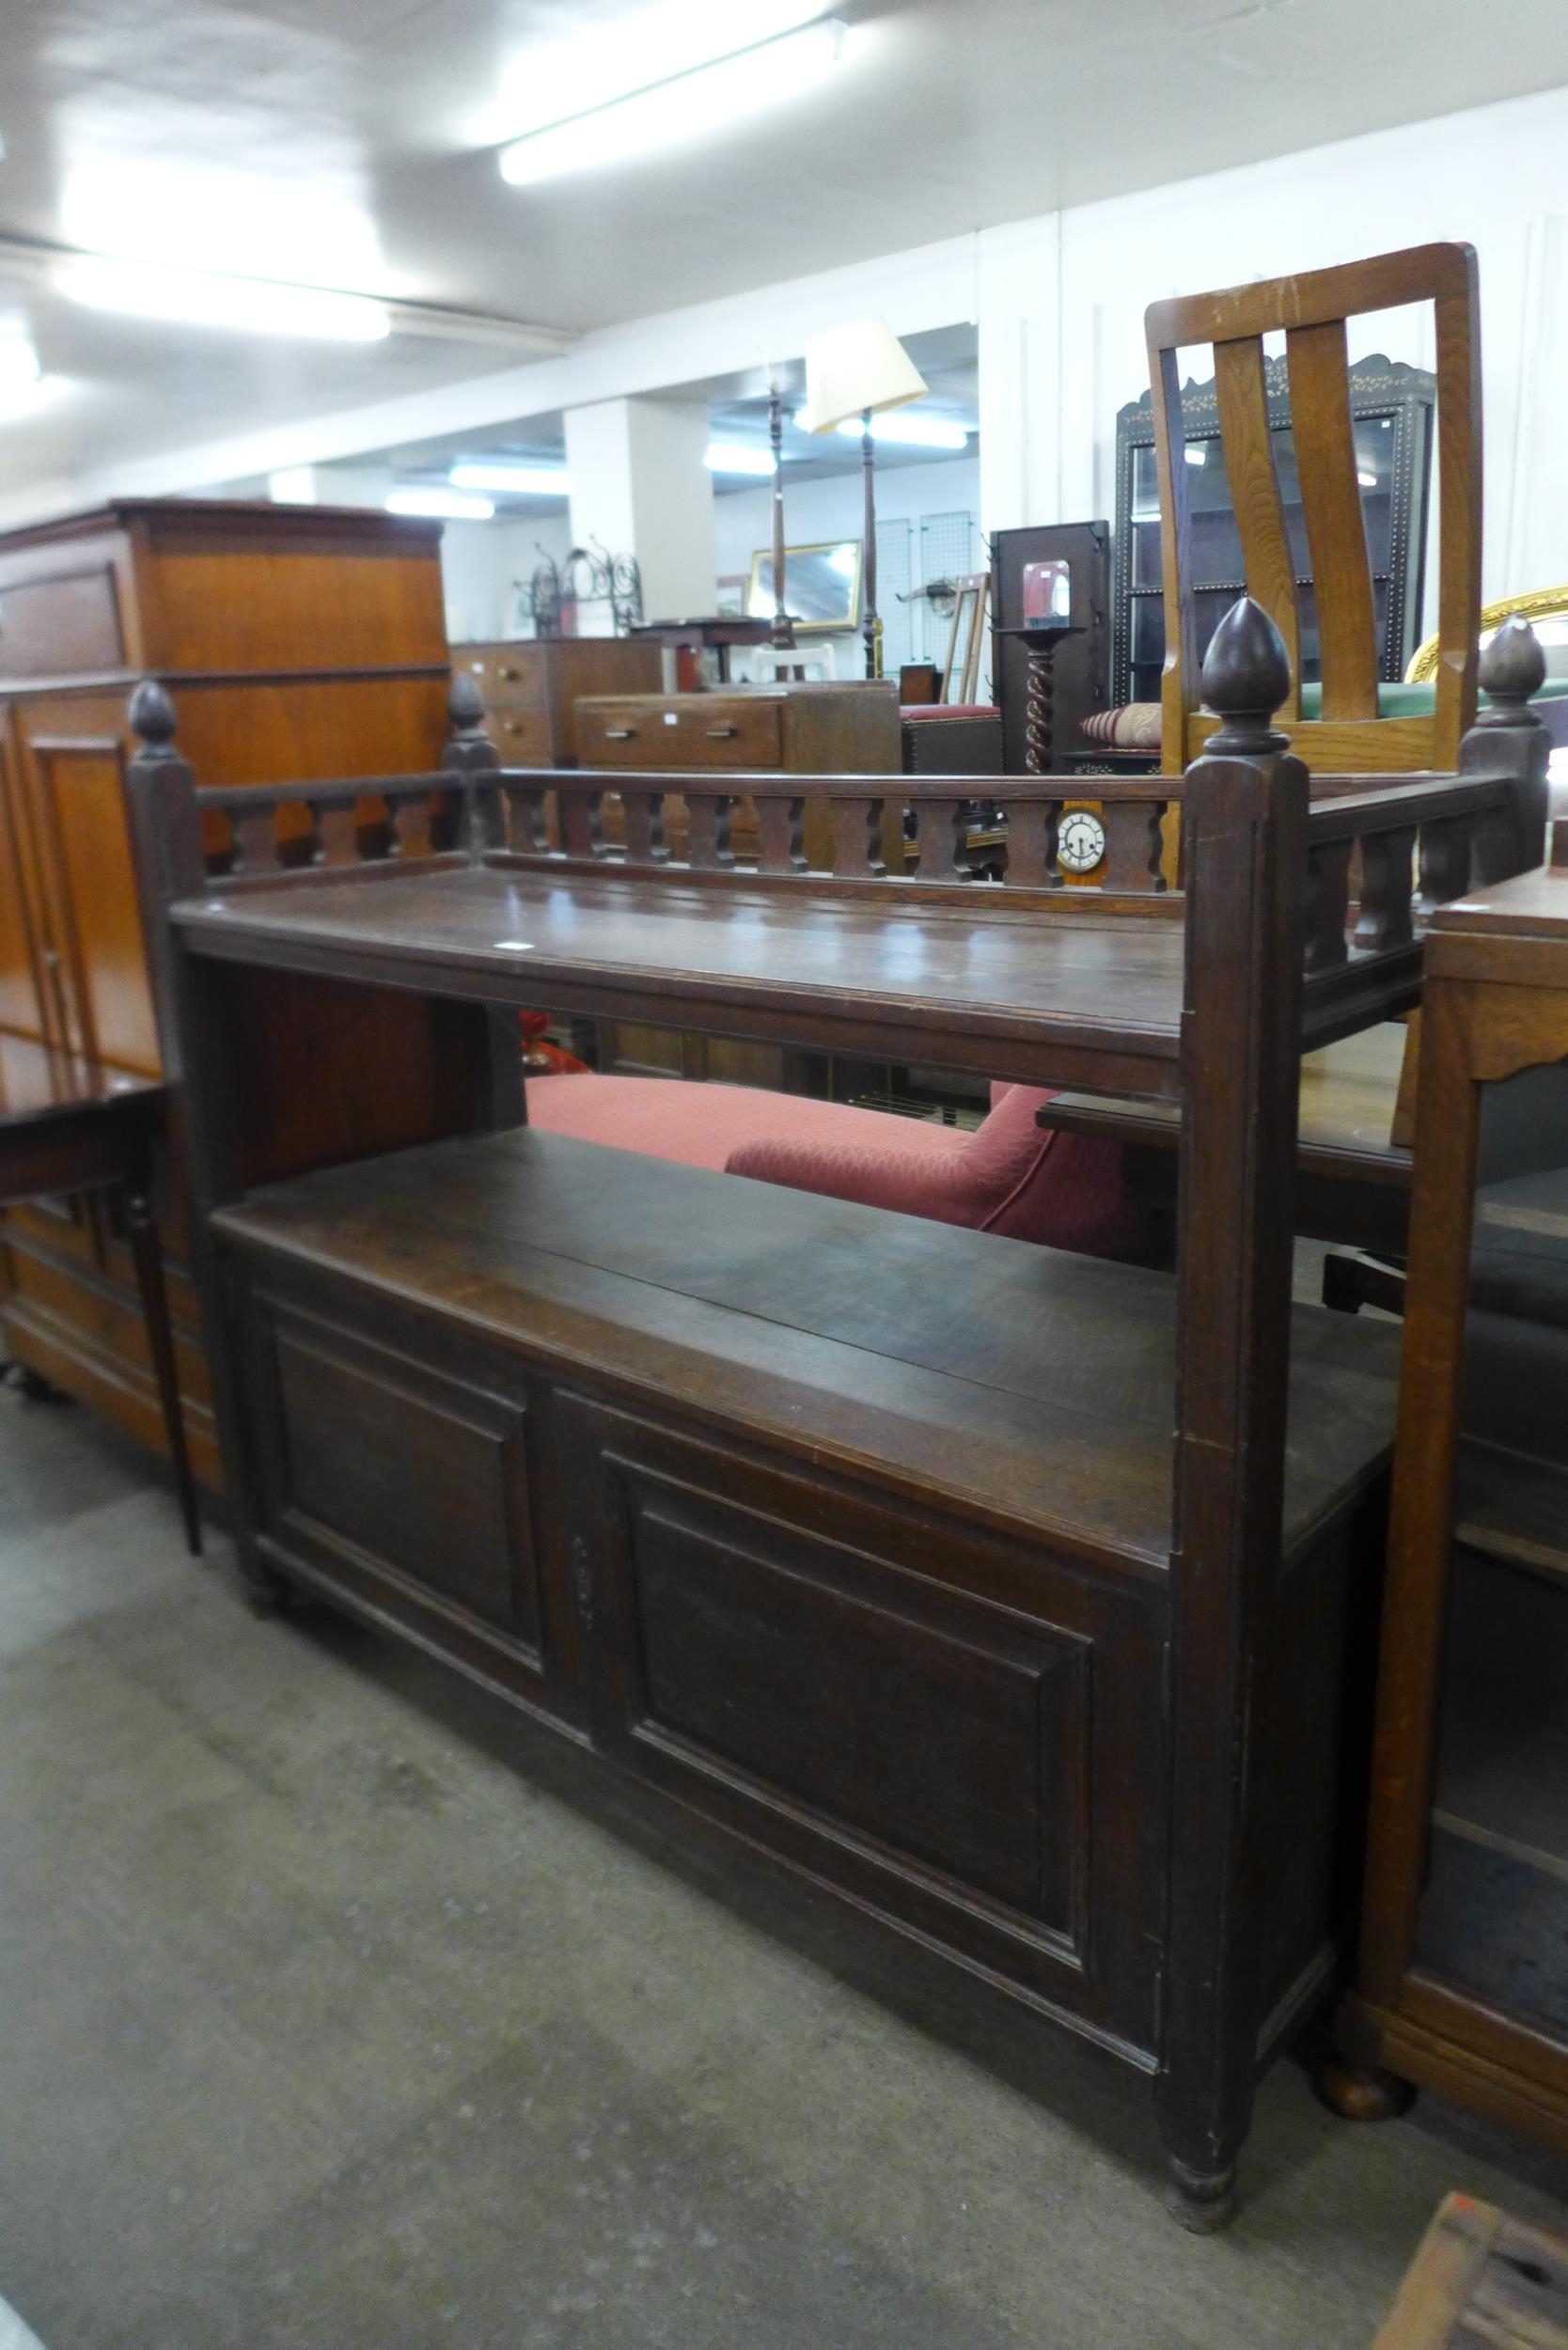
[1056,808,1106,875]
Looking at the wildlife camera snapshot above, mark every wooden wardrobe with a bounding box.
[0,497,452,1488]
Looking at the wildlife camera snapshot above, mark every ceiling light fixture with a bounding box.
[449,462,571,496]
[57,255,389,342]
[803,410,968,452]
[498,16,849,187]
[386,487,495,521]
[0,337,40,393]
[493,0,831,140]
[704,443,776,477]
[0,337,59,425]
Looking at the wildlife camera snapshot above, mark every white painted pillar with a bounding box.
[563,397,716,626]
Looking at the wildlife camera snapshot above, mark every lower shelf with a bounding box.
[213,1124,1402,1574]
[210,1125,1396,2066]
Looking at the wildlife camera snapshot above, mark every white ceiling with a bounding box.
[3,0,1568,506]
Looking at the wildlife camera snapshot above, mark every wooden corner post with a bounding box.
[1159,598,1309,2229]
[119,680,276,1598]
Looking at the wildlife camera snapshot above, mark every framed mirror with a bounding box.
[745,539,862,634]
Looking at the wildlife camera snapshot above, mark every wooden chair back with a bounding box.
[1146,243,1481,776]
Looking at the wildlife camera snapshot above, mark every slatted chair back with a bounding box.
[1146,243,1481,776]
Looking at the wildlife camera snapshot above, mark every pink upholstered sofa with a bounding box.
[527,1073,1153,1261]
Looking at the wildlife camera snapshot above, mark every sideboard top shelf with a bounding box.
[171,862,1191,1095]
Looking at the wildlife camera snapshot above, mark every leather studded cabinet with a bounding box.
[0,497,453,1487]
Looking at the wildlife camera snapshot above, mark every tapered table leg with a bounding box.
[123,1168,202,1557]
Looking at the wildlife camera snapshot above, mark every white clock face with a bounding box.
[1057,809,1106,875]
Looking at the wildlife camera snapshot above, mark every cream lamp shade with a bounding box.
[797,319,928,434]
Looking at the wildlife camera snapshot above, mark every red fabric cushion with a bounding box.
[529,1073,1149,1261]
[726,1079,1144,1256]
[526,1073,964,1176]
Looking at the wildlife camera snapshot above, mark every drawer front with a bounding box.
[579,698,783,770]
[460,647,544,711]
[561,1396,1164,2046]
[489,704,554,765]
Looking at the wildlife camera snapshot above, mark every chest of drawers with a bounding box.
[453,638,663,766]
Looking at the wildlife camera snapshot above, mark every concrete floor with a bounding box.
[1,1386,1565,2350]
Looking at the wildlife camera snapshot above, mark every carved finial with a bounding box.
[447,669,486,735]
[1200,595,1293,757]
[128,677,178,753]
[1477,614,1546,723]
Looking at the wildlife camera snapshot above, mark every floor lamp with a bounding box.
[799,321,929,680]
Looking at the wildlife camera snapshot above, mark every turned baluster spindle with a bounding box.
[619,791,667,866]
[1101,800,1166,894]
[830,796,886,879]
[757,797,807,873]
[1352,826,1417,953]
[315,801,360,865]
[913,798,969,882]
[231,804,282,875]
[1303,839,1352,970]
[1003,799,1058,887]
[559,790,604,860]
[1417,814,1473,914]
[392,795,434,860]
[503,783,550,854]
[685,793,734,870]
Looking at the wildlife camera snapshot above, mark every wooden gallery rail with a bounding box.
[122,602,1550,2229]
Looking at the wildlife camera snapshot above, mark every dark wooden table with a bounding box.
[0,1031,199,1552]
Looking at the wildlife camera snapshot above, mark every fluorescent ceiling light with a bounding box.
[450,462,571,496]
[499,17,848,186]
[704,443,776,476]
[61,160,382,291]
[387,487,495,520]
[494,0,831,139]
[1357,470,1377,488]
[57,255,389,342]
[796,410,968,452]
[1184,446,1207,466]
[0,338,40,394]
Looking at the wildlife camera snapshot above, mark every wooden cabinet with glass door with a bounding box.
[1325,692,1568,2154]
[0,497,452,1488]
[1113,357,1435,715]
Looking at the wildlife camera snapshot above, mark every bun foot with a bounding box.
[1167,2157,1237,2232]
[1317,2060,1416,2123]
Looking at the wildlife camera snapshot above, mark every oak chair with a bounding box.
[1148,242,1481,776]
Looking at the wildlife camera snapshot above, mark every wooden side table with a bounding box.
[0,1032,200,1554]
[1325,860,1568,2154]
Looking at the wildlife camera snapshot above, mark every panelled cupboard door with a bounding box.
[9,724,160,1075]
[242,1276,556,1716]
[558,1393,1166,2054]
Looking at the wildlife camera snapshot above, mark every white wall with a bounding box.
[440,511,574,644]
[978,86,1568,604]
